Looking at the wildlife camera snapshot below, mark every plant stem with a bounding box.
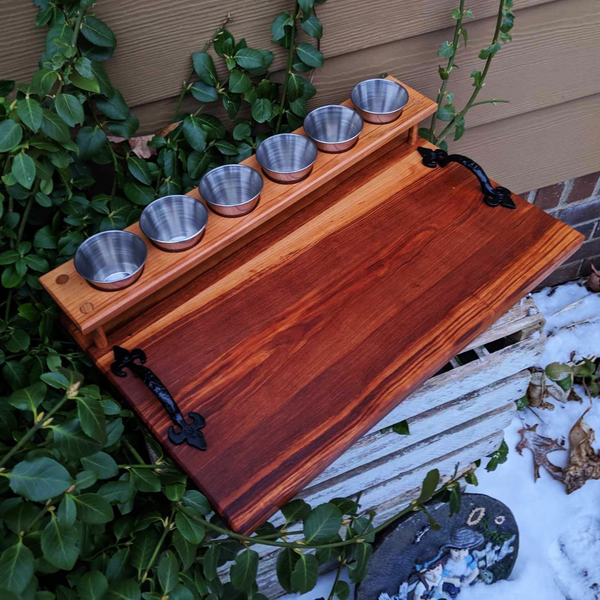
[429,0,465,140]
[0,394,69,469]
[71,8,86,47]
[141,509,175,582]
[173,14,231,121]
[327,552,345,600]
[123,438,147,465]
[180,473,465,551]
[435,0,505,143]
[275,0,300,134]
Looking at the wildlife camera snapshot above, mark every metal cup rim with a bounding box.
[304,105,364,145]
[351,79,409,115]
[199,164,264,207]
[140,195,208,244]
[74,230,147,285]
[256,133,317,174]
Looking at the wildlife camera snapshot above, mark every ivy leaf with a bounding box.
[392,420,410,435]
[124,181,154,206]
[303,503,342,543]
[41,109,71,144]
[181,490,212,516]
[55,94,84,127]
[282,498,311,524]
[8,457,72,501]
[81,16,117,48]
[438,41,455,58]
[130,468,161,492]
[24,254,49,274]
[70,71,101,94]
[299,0,315,12]
[40,370,70,389]
[197,114,226,140]
[187,151,210,179]
[51,419,103,459]
[127,155,152,185]
[73,493,113,524]
[290,552,318,594]
[287,74,305,102]
[75,56,94,78]
[417,468,440,503]
[11,153,35,189]
[296,43,324,68]
[41,515,80,570]
[57,494,77,529]
[17,98,43,133]
[107,114,139,138]
[234,48,264,70]
[7,381,46,412]
[77,126,107,160]
[192,52,217,86]
[0,120,23,152]
[77,571,109,600]
[190,82,218,103]
[182,116,207,151]
[77,396,107,444]
[131,528,161,572]
[334,580,350,600]
[202,543,221,581]
[172,530,198,570]
[348,542,372,583]
[96,89,129,121]
[0,541,34,594]
[214,140,238,156]
[3,361,28,391]
[233,122,251,141]
[230,549,259,593]
[90,60,114,96]
[106,579,141,600]
[81,451,118,479]
[271,12,293,41]
[32,68,58,96]
[0,79,15,96]
[301,13,323,39]
[158,550,179,593]
[251,98,272,123]
[175,510,205,544]
[276,548,299,593]
[479,42,502,59]
[229,69,252,94]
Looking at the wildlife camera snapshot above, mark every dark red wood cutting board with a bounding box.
[90,140,582,533]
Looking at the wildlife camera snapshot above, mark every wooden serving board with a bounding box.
[86,139,582,533]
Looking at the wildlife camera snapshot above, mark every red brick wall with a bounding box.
[527,171,600,287]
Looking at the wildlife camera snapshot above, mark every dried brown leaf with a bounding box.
[157,120,182,138]
[516,423,565,482]
[128,135,156,159]
[586,264,600,293]
[563,407,600,494]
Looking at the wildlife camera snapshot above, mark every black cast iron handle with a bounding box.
[417,146,516,209]
[111,346,207,450]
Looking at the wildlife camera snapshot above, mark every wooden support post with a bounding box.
[408,124,419,145]
[92,327,108,349]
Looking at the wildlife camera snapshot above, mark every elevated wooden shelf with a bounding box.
[40,77,436,342]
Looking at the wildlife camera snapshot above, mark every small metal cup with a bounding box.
[351,79,409,124]
[256,133,318,183]
[140,195,208,252]
[303,105,364,153]
[74,230,147,291]
[199,165,263,218]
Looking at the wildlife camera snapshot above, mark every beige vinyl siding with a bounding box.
[2,0,599,192]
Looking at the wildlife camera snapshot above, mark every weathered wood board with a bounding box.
[83,136,580,533]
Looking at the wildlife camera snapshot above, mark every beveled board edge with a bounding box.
[40,77,437,335]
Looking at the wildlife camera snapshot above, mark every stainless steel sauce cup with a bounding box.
[140,195,208,251]
[303,105,364,153]
[199,164,263,218]
[74,230,147,291]
[351,79,409,124]
[256,133,318,183]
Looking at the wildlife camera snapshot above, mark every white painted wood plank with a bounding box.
[369,335,543,434]
[308,371,528,489]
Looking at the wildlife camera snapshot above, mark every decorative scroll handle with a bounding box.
[111,346,206,450]
[417,146,516,210]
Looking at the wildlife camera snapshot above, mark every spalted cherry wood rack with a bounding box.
[41,78,583,534]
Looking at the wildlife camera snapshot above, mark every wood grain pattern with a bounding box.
[82,136,581,533]
[1,0,556,109]
[40,79,437,336]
